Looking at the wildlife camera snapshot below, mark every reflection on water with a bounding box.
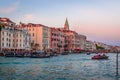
[0,53,120,80]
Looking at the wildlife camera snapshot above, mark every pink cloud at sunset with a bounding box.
[24,14,36,20]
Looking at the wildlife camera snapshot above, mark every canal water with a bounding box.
[0,53,120,80]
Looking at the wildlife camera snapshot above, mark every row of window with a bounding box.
[43,32,48,37]
[51,38,64,42]
[2,32,24,37]
[2,38,25,42]
[51,43,64,47]
[29,33,34,37]
[2,43,24,47]
[42,39,48,44]
[51,33,64,37]
[29,28,34,31]
[29,32,49,37]
[28,27,48,32]
[43,28,48,31]
[65,36,74,39]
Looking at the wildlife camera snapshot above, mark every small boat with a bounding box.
[5,52,15,57]
[61,52,68,55]
[15,54,24,57]
[30,54,50,58]
[61,51,69,55]
[0,53,4,56]
[86,52,91,55]
[92,54,108,60]
[30,52,51,58]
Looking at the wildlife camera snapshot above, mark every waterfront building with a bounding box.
[78,34,86,51]
[20,23,50,51]
[17,26,31,50]
[74,32,87,52]
[0,17,88,53]
[50,28,65,53]
[85,40,96,52]
[1,17,119,54]
[0,18,31,51]
[103,44,112,52]
[64,30,75,51]
[114,46,120,52]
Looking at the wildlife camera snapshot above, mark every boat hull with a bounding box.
[92,56,108,60]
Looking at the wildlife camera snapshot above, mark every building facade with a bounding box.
[85,40,96,52]
[50,28,65,53]
[0,18,30,51]
[78,34,86,50]
[20,23,50,51]
[0,26,30,51]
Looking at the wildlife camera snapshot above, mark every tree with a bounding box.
[95,44,105,50]
[0,22,4,31]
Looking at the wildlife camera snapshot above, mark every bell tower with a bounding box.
[64,18,69,30]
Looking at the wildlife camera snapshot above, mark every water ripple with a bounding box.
[0,53,120,80]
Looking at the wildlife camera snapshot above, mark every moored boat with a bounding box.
[4,52,15,57]
[61,51,69,55]
[30,54,50,58]
[0,53,4,56]
[30,51,51,58]
[86,52,91,55]
[92,54,108,60]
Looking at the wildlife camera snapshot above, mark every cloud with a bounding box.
[22,14,40,23]
[24,14,37,21]
[0,1,19,13]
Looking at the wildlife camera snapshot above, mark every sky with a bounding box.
[0,0,120,46]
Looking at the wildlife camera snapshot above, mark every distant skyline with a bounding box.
[0,0,120,46]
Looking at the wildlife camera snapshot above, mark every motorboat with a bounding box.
[92,54,108,59]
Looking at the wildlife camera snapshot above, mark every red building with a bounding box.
[50,28,65,54]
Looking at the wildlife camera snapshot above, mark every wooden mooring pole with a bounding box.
[116,52,119,76]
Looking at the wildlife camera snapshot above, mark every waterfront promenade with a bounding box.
[0,53,120,80]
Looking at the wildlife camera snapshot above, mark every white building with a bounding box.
[0,26,30,51]
[78,34,86,50]
[85,40,96,51]
[0,17,31,51]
